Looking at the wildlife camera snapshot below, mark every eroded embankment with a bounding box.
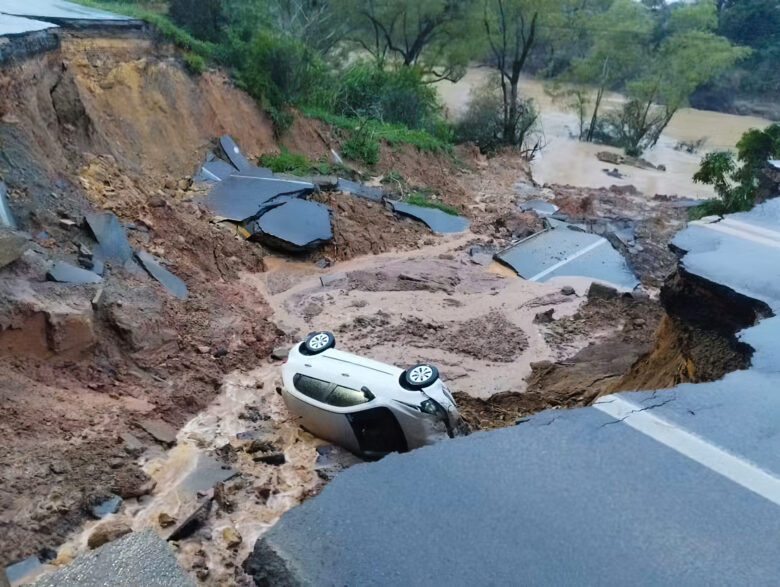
[0,25,484,572]
[456,264,769,431]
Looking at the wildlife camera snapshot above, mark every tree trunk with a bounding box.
[586,86,604,142]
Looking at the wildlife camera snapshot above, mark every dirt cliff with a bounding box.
[0,30,284,563]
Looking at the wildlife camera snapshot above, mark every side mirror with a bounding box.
[361,386,375,401]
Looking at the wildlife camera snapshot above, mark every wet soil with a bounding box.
[0,25,758,587]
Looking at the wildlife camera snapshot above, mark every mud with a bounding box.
[0,23,762,587]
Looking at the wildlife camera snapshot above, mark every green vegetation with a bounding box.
[77,0,759,162]
[691,123,780,219]
[258,148,350,177]
[182,52,205,74]
[402,193,460,216]
[559,0,749,156]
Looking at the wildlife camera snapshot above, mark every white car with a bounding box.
[281,331,461,459]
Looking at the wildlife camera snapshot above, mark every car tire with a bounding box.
[303,331,335,354]
[403,363,439,389]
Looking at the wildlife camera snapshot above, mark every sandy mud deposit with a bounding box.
[0,18,766,587]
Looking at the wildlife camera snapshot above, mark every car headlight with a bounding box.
[420,399,447,419]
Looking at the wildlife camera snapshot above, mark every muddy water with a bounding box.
[48,367,328,584]
[437,67,773,198]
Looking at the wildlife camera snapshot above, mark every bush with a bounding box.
[403,193,459,216]
[341,122,380,166]
[455,84,538,153]
[691,123,780,219]
[239,30,330,132]
[333,62,441,131]
[168,0,225,42]
[182,52,205,75]
[258,147,350,176]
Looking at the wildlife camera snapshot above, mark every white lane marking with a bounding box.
[201,167,221,182]
[721,218,780,242]
[232,175,312,187]
[529,238,607,282]
[694,220,780,249]
[595,395,780,507]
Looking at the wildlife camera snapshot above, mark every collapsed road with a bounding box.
[244,199,780,585]
[1,2,778,585]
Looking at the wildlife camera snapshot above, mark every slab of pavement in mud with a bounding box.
[247,199,780,585]
[496,220,639,290]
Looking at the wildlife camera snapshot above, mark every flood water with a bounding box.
[437,67,773,199]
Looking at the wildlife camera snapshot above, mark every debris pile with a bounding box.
[196,135,333,251]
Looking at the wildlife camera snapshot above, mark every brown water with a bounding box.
[437,67,773,199]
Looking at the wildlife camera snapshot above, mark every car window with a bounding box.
[293,374,333,403]
[327,385,371,407]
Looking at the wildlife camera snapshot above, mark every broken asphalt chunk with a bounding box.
[219,135,252,172]
[85,212,133,263]
[496,221,638,290]
[391,201,469,234]
[520,199,559,217]
[246,199,332,252]
[197,159,235,183]
[166,499,212,542]
[199,176,313,222]
[336,178,383,202]
[0,181,18,229]
[47,261,102,284]
[136,250,187,300]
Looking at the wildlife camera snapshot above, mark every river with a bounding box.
[436,67,773,199]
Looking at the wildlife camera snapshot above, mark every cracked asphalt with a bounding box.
[248,200,780,585]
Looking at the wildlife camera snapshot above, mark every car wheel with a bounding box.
[404,363,439,389]
[304,331,335,354]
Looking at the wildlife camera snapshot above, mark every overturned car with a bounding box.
[281,331,461,459]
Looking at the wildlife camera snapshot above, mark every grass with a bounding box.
[258,147,351,177]
[403,193,459,216]
[73,0,215,59]
[301,107,452,153]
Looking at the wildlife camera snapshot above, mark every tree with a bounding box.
[168,0,226,41]
[567,0,653,141]
[333,0,477,81]
[603,0,748,155]
[692,123,780,217]
[482,0,580,145]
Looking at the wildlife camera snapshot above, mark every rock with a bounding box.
[47,309,97,355]
[213,348,228,358]
[254,453,286,466]
[166,499,212,542]
[587,282,619,301]
[561,286,576,296]
[222,527,242,549]
[320,272,346,287]
[37,547,58,563]
[214,481,234,513]
[137,419,178,445]
[271,346,291,361]
[158,512,176,528]
[87,520,132,549]
[0,230,27,269]
[90,495,122,519]
[119,432,145,457]
[246,439,277,454]
[534,308,555,324]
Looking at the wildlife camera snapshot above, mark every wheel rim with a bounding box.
[309,333,330,350]
[409,365,433,384]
